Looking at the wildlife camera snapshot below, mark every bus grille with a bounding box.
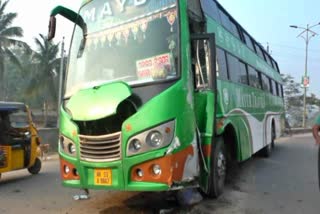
[79,132,121,162]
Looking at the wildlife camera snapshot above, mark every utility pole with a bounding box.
[57,37,65,128]
[290,23,320,128]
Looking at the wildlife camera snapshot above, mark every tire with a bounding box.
[206,137,227,198]
[271,125,276,149]
[28,157,41,175]
[261,143,272,158]
[261,126,275,158]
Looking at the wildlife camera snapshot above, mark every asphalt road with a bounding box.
[0,134,319,214]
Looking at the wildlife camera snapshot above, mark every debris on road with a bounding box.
[73,189,90,201]
[176,188,203,206]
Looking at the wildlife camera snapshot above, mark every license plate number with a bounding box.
[94,169,112,185]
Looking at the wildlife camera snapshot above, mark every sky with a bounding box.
[220,0,320,96]
[5,0,320,96]
[6,0,82,49]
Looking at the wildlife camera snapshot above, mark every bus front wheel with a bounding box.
[206,137,226,198]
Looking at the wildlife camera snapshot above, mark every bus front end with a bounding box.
[57,0,200,192]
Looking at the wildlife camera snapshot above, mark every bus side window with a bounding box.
[200,0,221,23]
[272,80,278,96]
[226,53,241,83]
[274,82,278,96]
[261,74,271,92]
[239,61,249,85]
[280,85,284,97]
[248,66,261,89]
[216,48,228,80]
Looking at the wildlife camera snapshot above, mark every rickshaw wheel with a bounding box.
[28,158,42,175]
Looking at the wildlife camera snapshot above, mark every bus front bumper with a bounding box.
[59,146,194,191]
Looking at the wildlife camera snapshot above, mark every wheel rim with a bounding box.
[217,151,226,178]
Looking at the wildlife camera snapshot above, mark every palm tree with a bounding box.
[0,0,30,99]
[27,34,60,108]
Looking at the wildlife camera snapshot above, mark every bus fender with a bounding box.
[215,118,232,136]
[215,119,242,161]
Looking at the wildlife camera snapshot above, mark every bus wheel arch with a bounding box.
[223,124,239,164]
[260,118,275,157]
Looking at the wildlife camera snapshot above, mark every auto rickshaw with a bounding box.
[0,102,41,179]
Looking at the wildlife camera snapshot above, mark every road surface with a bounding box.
[0,134,318,214]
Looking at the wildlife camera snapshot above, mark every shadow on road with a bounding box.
[99,191,188,214]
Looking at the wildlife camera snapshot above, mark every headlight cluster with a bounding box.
[59,135,77,157]
[127,120,175,156]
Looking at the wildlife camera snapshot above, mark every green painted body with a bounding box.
[66,82,132,121]
[57,0,284,192]
[59,0,197,191]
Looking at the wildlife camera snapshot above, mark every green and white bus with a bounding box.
[49,0,284,198]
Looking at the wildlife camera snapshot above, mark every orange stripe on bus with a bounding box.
[131,145,194,186]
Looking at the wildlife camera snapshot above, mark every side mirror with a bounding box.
[48,6,87,40]
[48,16,56,41]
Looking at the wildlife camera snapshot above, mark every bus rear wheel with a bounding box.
[271,125,276,149]
[206,137,227,198]
[261,126,275,157]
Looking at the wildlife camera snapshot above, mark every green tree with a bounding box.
[27,34,60,109]
[0,0,30,99]
[281,74,303,111]
[282,73,320,127]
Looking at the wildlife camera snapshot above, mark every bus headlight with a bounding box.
[68,143,76,154]
[127,120,175,156]
[129,139,142,152]
[147,131,163,147]
[59,135,77,157]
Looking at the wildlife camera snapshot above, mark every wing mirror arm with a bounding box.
[48,5,87,41]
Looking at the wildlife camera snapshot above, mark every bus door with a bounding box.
[191,34,217,191]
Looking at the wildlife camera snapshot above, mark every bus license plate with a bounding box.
[94,169,112,185]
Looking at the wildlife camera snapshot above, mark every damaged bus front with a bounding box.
[49,0,219,195]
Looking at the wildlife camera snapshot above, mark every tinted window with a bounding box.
[243,32,255,51]
[275,81,280,96]
[248,66,261,89]
[218,9,240,38]
[261,74,271,92]
[265,53,273,67]
[200,0,220,22]
[255,43,265,59]
[239,61,248,85]
[216,48,228,80]
[278,84,283,97]
[272,60,280,72]
[270,79,276,94]
[226,53,240,83]
[219,9,232,31]
[230,20,240,39]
